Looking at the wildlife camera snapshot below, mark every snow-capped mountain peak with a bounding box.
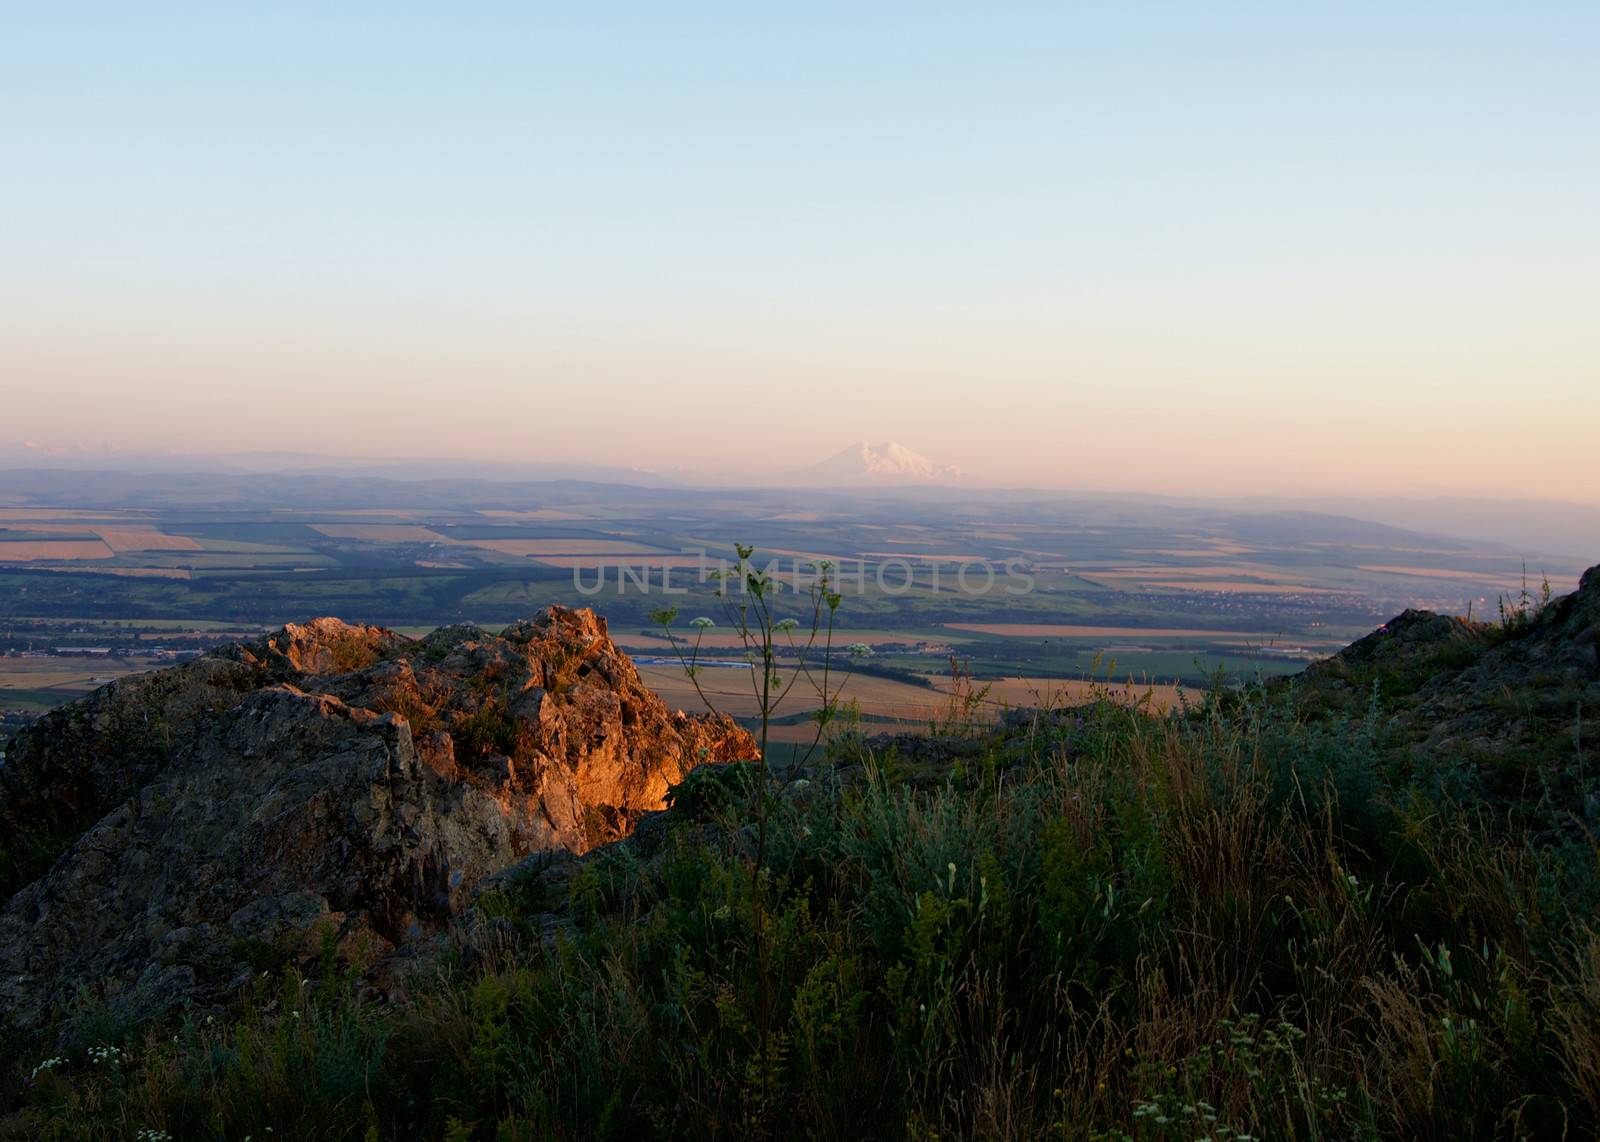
[795,441,964,486]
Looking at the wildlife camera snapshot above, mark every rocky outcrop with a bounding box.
[1291,564,1600,809]
[0,608,754,1035]
[1311,608,1488,676]
[1402,566,1600,766]
[0,618,408,890]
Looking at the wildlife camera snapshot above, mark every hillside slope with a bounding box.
[3,571,1599,1138]
[1286,563,1599,821]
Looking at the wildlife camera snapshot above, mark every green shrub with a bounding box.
[12,691,1600,1139]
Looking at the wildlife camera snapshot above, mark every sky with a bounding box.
[2,2,1597,499]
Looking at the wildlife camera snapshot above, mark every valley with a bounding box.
[1,471,1583,750]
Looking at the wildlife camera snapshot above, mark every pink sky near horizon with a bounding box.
[3,5,1597,501]
[6,297,1595,501]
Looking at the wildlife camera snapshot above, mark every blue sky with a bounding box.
[3,2,1597,495]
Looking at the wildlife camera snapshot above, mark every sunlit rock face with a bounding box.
[0,609,754,1034]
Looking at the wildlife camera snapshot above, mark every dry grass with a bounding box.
[11,692,1600,1139]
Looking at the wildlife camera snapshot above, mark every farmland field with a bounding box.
[311,524,449,542]
[1136,579,1335,594]
[618,628,953,651]
[464,539,676,557]
[945,622,1292,639]
[0,540,114,560]
[1,469,1584,732]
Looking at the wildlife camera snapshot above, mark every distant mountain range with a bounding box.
[0,440,956,491]
[2,442,1595,558]
[792,441,963,487]
[0,443,673,487]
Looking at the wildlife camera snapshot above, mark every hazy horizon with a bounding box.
[5,4,1598,500]
[3,437,1600,510]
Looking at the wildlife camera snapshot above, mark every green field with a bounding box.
[1,482,1580,717]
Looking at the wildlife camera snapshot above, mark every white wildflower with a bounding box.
[29,1056,65,1080]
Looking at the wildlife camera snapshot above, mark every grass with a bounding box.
[6,681,1598,1140]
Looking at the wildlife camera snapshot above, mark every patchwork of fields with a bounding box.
[1,476,1582,736]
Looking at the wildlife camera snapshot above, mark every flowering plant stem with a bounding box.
[652,547,861,1125]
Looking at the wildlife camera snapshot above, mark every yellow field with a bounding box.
[0,509,135,521]
[0,657,149,692]
[91,528,203,552]
[760,722,851,746]
[1357,565,1508,581]
[634,663,1189,732]
[0,540,113,561]
[1,524,199,552]
[949,676,1189,714]
[636,664,949,723]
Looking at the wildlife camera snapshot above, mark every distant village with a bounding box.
[5,645,200,661]
[0,619,250,661]
[0,623,259,754]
